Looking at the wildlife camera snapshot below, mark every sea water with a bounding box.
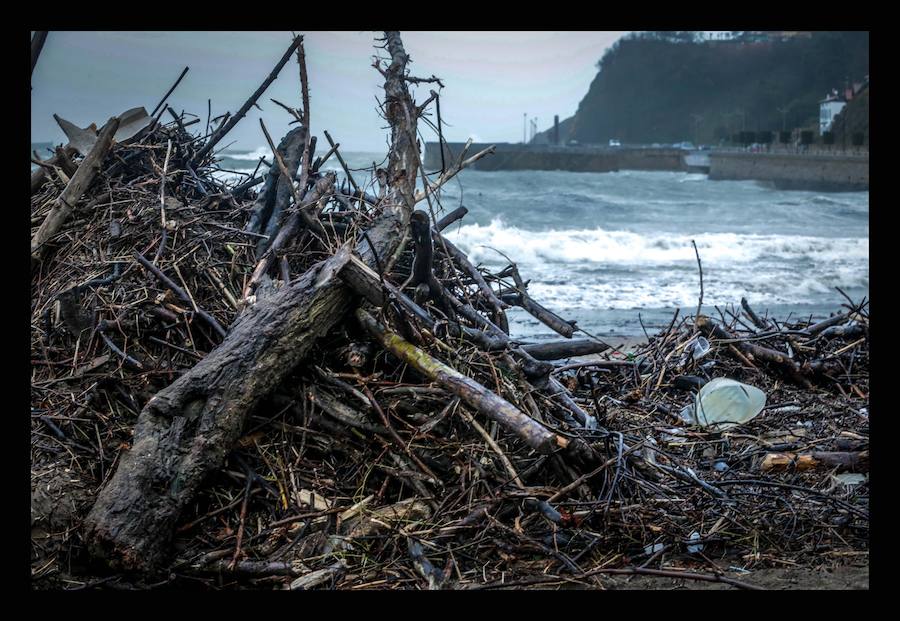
[35,144,869,341]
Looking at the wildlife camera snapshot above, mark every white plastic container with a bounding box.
[680,378,767,429]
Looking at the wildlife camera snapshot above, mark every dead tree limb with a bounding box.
[244,126,307,245]
[356,308,568,455]
[31,116,119,267]
[410,211,434,286]
[522,339,611,360]
[84,30,423,572]
[191,36,303,164]
[434,230,509,333]
[500,264,576,339]
[31,145,78,194]
[435,206,468,231]
[696,315,812,387]
[414,141,495,204]
[150,66,190,117]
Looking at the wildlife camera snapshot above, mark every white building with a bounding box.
[820,92,847,134]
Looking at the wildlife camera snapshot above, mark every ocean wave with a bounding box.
[221,146,271,161]
[521,269,867,311]
[446,218,869,269]
[678,173,708,182]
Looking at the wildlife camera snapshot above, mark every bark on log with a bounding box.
[84,30,422,572]
[760,450,869,473]
[244,126,307,247]
[522,339,611,360]
[435,206,468,231]
[356,308,568,455]
[31,117,119,267]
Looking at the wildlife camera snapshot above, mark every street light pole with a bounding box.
[523,113,527,144]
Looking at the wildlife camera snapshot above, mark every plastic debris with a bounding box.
[644,543,666,555]
[53,107,151,156]
[690,336,711,361]
[680,377,767,428]
[832,473,867,488]
[686,531,704,554]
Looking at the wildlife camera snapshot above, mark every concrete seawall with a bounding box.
[423,142,691,174]
[708,152,869,192]
[424,142,868,192]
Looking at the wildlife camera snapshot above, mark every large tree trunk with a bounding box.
[83,30,420,572]
[84,250,353,570]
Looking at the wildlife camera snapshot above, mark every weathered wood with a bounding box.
[502,291,575,338]
[741,297,770,330]
[435,205,468,231]
[31,145,79,194]
[244,126,307,251]
[133,252,227,339]
[31,117,119,267]
[410,210,435,290]
[230,174,265,198]
[522,339,611,360]
[246,172,335,296]
[382,31,419,209]
[500,263,575,338]
[150,67,190,117]
[53,145,78,178]
[83,250,357,570]
[339,254,510,353]
[760,450,869,473]
[414,140,495,204]
[84,30,423,572]
[356,308,568,455]
[696,315,811,387]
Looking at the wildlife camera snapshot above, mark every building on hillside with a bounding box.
[820,91,847,134]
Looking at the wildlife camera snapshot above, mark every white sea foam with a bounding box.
[222,146,271,161]
[445,218,868,310]
[447,218,869,268]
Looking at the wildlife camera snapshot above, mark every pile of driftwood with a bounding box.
[31,32,868,590]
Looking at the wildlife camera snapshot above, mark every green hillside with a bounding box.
[539,31,869,145]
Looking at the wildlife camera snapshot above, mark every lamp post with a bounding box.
[523,112,527,144]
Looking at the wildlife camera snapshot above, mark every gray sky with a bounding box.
[31,31,628,153]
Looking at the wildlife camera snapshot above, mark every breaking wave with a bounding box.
[446,218,868,310]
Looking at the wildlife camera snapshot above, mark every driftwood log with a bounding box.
[760,450,869,473]
[522,339,611,360]
[31,117,119,268]
[83,31,422,571]
[355,308,569,455]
